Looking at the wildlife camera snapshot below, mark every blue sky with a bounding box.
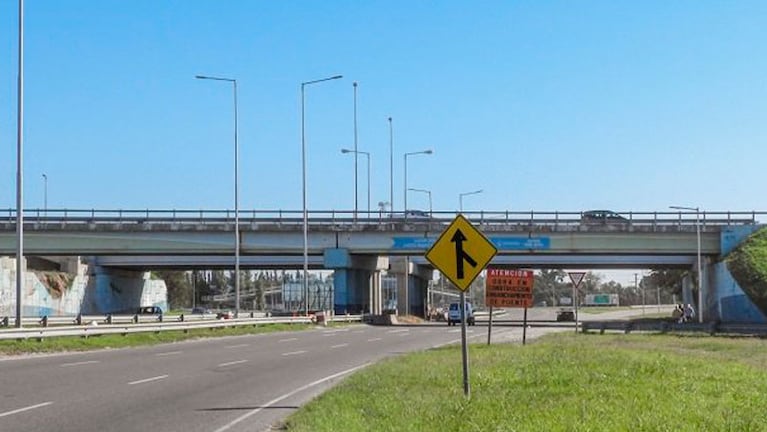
[1,1,765,216]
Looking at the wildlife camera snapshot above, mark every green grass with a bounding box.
[727,227,767,314]
[285,333,767,432]
[0,323,315,356]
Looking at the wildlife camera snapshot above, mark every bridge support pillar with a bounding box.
[324,249,387,315]
[85,260,168,314]
[389,256,432,318]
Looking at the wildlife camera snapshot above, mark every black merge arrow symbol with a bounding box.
[450,228,478,279]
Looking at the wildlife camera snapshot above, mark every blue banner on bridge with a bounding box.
[392,236,550,250]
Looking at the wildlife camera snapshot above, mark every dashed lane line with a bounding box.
[128,375,168,385]
[281,351,307,356]
[0,402,53,418]
[331,343,349,349]
[61,360,100,367]
[217,360,248,368]
[155,351,183,357]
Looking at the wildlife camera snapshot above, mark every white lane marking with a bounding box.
[128,375,168,385]
[448,329,461,333]
[367,337,382,342]
[331,343,349,349]
[281,350,307,356]
[155,351,183,357]
[322,328,349,334]
[61,360,99,367]
[225,344,249,349]
[212,363,370,432]
[387,329,409,334]
[217,360,248,368]
[278,337,298,343]
[322,333,338,337]
[0,402,53,418]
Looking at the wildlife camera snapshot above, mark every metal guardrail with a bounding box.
[582,320,767,336]
[0,314,363,340]
[0,208,761,229]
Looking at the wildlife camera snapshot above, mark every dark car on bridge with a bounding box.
[580,210,629,225]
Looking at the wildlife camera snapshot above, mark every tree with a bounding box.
[153,270,192,310]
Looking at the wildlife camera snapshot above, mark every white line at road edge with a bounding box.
[0,402,53,418]
[156,351,183,357]
[218,360,248,367]
[281,350,306,356]
[128,375,168,385]
[61,360,100,367]
[330,344,348,349]
[278,338,298,343]
[211,363,371,432]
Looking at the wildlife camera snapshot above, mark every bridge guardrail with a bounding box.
[0,314,363,340]
[0,208,761,229]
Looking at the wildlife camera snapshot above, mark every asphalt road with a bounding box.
[0,307,661,432]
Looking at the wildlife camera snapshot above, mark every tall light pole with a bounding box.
[403,150,432,216]
[352,82,359,220]
[407,188,432,216]
[15,0,24,328]
[388,117,393,214]
[302,75,343,316]
[42,173,47,212]
[195,74,240,317]
[342,149,371,214]
[670,205,703,323]
[459,189,483,213]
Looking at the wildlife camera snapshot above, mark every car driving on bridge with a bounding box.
[580,210,629,225]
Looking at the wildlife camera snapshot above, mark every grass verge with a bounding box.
[285,333,767,432]
[0,323,316,356]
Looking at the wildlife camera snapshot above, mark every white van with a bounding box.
[447,302,475,326]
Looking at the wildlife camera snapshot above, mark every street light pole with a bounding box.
[42,173,47,212]
[195,74,240,317]
[352,82,358,220]
[302,75,343,316]
[341,149,371,214]
[403,150,433,216]
[407,188,432,216]
[15,0,24,328]
[670,205,703,323]
[459,189,483,213]
[388,117,393,214]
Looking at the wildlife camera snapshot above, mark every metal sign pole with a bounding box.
[486,305,493,345]
[459,291,470,398]
[523,307,528,345]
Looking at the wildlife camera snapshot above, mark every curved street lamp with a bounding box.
[341,148,371,215]
[403,150,433,216]
[196,74,240,318]
[459,189,483,213]
[407,188,432,216]
[302,74,343,316]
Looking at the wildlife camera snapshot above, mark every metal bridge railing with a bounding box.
[0,209,761,227]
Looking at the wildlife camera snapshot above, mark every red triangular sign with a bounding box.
[568,272,586,289]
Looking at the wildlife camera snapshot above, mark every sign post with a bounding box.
[425,214,497,398]
[567,272,586,334]
[485,268,534,345]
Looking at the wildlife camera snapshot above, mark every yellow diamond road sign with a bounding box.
[425,214,498,292]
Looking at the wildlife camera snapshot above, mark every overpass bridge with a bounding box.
[0,209,763,321]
